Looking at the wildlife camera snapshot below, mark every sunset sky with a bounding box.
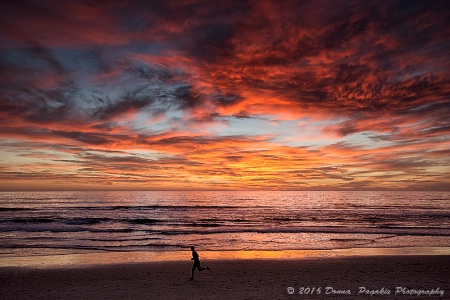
[1,0,449,191]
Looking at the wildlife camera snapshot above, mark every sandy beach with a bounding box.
[1,255,449,299]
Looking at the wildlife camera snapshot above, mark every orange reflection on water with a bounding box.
[2,247,450,269]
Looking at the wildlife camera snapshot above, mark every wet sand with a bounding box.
[1,256,449,299]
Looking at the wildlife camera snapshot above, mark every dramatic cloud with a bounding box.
[0,0,449,190]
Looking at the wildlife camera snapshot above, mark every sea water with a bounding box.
[0,191,449,261]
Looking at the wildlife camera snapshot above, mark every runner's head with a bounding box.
[191,246,195,251]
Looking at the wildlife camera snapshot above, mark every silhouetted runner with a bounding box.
[189,246,211,280]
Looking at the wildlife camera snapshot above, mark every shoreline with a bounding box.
[1,246,450,269]
[1,255,449,299]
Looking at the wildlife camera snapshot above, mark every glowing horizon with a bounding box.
[1,0,449,191]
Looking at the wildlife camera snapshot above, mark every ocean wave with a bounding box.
[64,218,111,225]
[8,218,57,223]
[0,207,33,211]
[1,220,449,236]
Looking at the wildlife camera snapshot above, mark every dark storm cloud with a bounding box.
[0,85,79,124]
[2,0,449,126]
[52,131,115,145]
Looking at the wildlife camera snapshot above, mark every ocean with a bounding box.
[1,191,449,262]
